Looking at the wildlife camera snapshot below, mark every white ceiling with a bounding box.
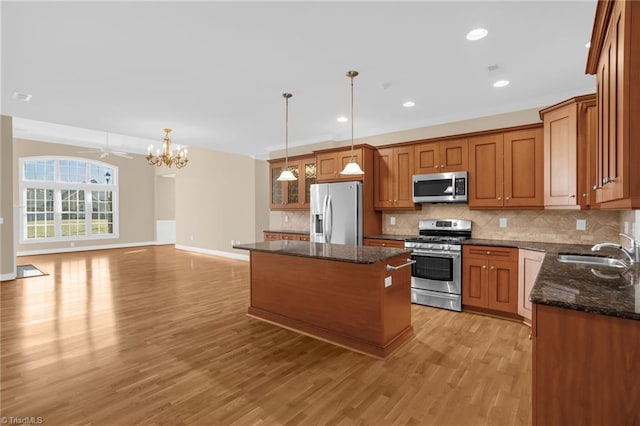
[2,1,597,159]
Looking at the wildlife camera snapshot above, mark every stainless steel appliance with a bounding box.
[310,181,363,245]
[412,171,468,203]
[404,219,472,311]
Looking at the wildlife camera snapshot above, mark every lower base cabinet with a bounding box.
[532,303,640,425]
[462,245,519,314]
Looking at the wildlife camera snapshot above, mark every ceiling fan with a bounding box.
[77,133,133,159]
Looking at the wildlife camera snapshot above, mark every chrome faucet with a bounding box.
[591,233,639,265]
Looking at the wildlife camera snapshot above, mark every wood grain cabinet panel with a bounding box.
[414,138,468,174]
[375,146,416,210]
[263,232,306,242]
[540,94,598,209]
[316,148,363,182]
[532,303,640,425]
[463,245,518,315]
[469,128,543,209]
[586,0,640,208]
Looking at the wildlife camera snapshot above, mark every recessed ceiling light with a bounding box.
[585,41,591,48]
[12,91,32,102]
[336,116,348,123]
[493,80,510,88]
[466,28,488,41]
[402,101,416,108]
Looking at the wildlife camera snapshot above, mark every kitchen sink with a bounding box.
[556,253,629,269]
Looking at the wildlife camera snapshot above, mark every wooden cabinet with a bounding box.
[468,127,543,209]
[263,231,308,242]
[316,148,363,182]
[363,238,405,248]
[586,0,640,208]
[374,146,416,209]
[517,249,545,323]
[532,303,640,425]
[540,94,598,209]
[269,155,316,210]
[462,245,519,314]
[414,138,468,174]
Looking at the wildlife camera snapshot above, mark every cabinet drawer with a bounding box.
[464,245,517,261]
[364,238,405,248]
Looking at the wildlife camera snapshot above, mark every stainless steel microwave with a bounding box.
[412,171,468,203]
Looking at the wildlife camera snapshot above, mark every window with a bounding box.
[20,157,119,242]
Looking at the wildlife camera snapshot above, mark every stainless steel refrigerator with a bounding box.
[310,181,363,245]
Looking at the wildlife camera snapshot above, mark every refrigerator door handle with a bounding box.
[322,194,329,243]
[326,195,333,242]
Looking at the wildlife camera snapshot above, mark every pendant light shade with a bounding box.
[277,92,297,181]
[340,70,364,175]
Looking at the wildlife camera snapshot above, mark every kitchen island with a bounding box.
[234,240,415,358]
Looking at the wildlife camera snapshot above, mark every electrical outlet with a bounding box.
[0,217,4,225]
[190,235,194,241]
[576,219,587,231]
[384,276,393,288]
[284,215,289,223]
[390,216,396,226]
[625,221,630,234]
[231,240,235,247]
[499,218,507,228]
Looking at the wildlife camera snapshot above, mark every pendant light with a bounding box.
[277,92,297,181]
[340,70,364,175]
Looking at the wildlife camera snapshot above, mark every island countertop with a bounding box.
[234,240,412,264]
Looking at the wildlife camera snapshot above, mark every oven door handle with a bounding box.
[386,259,416,271]
[411,250,461,259]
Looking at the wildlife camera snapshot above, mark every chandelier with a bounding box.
[146,128,188,168]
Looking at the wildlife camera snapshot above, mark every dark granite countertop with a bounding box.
[365,234,417,241]
[234,240,412,264]
[263,229,309,235]
[464,238,640,321]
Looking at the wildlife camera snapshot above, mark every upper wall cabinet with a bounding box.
[414,138,468,174]
[269,155,316,210]
[468,127,544,209]
[539,94,597,209]
[374,146,417,210]
[586,0,640,209]
[315,148,366,182]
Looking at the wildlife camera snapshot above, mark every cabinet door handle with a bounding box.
[569,194,576,198]
[487,251,491,255]
[441,164,444,168]
[497,197,502,201]
[593,183,601,190]
[505,196,510,201]
[386,259,416,271]
[482,265,487,269]
[490,266,495,270]
[582,193,587,197]
[435,165,439,168]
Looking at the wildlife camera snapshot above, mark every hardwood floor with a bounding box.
[1,246,531,425]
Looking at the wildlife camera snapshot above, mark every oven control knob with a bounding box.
[426,244,433,249]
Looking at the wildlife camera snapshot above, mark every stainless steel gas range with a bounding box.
[404,219,472,312]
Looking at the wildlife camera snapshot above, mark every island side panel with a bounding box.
[247,251,413,357]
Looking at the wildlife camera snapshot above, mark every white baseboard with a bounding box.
[175,244,249,261]
[1,272,17,282]
[17,241,157,257]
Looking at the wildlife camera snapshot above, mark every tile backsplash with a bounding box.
[384,205,621,244]
[271,206,622,245]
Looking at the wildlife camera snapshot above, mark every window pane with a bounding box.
[59,160,87,183]
[25,188,55,239]
[91,191,113,235]
[23,160,54,181]
[61,190,86,236]
[90,164,114,184]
